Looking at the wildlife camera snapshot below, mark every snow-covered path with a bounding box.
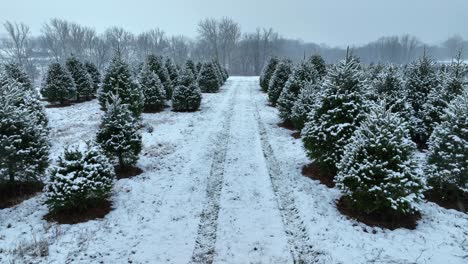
[0,77,467,264]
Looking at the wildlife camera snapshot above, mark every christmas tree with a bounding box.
[139,63,166,112]
[41,63,75,105]
[267,59,293,106]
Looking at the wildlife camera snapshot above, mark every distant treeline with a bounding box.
[1,18,467,79]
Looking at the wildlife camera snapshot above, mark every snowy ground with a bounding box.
[0,77,467,264]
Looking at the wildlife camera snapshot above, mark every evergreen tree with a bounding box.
[98,51,144,117]
[260,57,279,92]
[44,144,115,212]
[336,102,424,216]
[165,58,179,82]
[405,54,440,141]
[212,60,224,86]
[1,63,33,91]
[267,59,293,106]
[309,54,327,80]
[277,61,319,122]
[177,67,196,87]
[198,62,220,93]
[420,81,450,143]
[302,58,367,175]
[172,84,202,112]
[290,83,322,130]
[84,61,101,95]
[96,96,142,169]
[41,63,75,105]
[66,56,94,101]
[139,64,166,112]
[147,55,172,99]
[372,66,415,125]
[0,81,49,184]
[185,60,197,77]
[196,62,203,74]
[425,88,468,201]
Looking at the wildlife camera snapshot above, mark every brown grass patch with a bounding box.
[424,190,467,213]
[302,163,335,188]
[44,200,112,224]
[0,182,43,209]
[116,166,143,179]
[336,196,421,230]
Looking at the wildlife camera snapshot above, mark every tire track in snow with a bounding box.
[189,83,239,264]
[249,81,332,264]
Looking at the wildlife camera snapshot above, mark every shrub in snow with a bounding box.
[425,88,468,200]
[96,96,142,169]
[147,55,172,99]
[1,63,33,91]
[98,51,144,117]
[336,102,424,215]
[0,81,49,184]
[41,63,75,105]
[44,144,115,212]
[66,56,94,101]
[309,54,327,80]
[84,61,101,94]
[165,58,179,83]
[176,67,196,87]
[290,83,322,131]
[302,58,367,175]
[139,64,166,112]
[260,57,279,92]
[268,59,293,106]
[277,61,319,123]
[198,62,220,93]
[172,84,202,112]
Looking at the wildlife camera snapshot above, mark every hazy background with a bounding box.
[1,0,467,77]
[1,0,467,47]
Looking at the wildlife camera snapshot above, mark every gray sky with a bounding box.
[1,0,467,47]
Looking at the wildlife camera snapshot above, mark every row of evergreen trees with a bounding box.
[260,53,467,219]
[0,51,229,216]
[41,57,101,105]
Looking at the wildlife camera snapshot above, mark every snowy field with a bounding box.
[0,77,467,264]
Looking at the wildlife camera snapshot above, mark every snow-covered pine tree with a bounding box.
[44,144,115,212]
[260,57,279,92]
[176,67,196,87]
[290,83,322,130]
[420,80,450,144]
[172,84,202,112]
[302,57,367,175]
[146,55,172,99]
[84,61,101,95]
[309,54,327,80]
[185,60,197,77]
[0,81,49,184]
[41,63,75,105]
[165,58,179,82]
[212,60,224,86]
[267,59,293,106]
[336,102,424,216]
[445,52,467,101]
[98,51,144,117]
[66,56,94,101]
[196,62,203,75]
[425,88,468,201]
[139,63,166,112]
[372,65,415,125]
[198,62,220,93]
[96,96,142,170]
[1,63,33,91]
[277,61,319,123]
[405,54,440,142]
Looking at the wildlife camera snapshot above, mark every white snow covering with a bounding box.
[0,77,467,264]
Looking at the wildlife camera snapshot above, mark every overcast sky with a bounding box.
[1,0,467,47]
